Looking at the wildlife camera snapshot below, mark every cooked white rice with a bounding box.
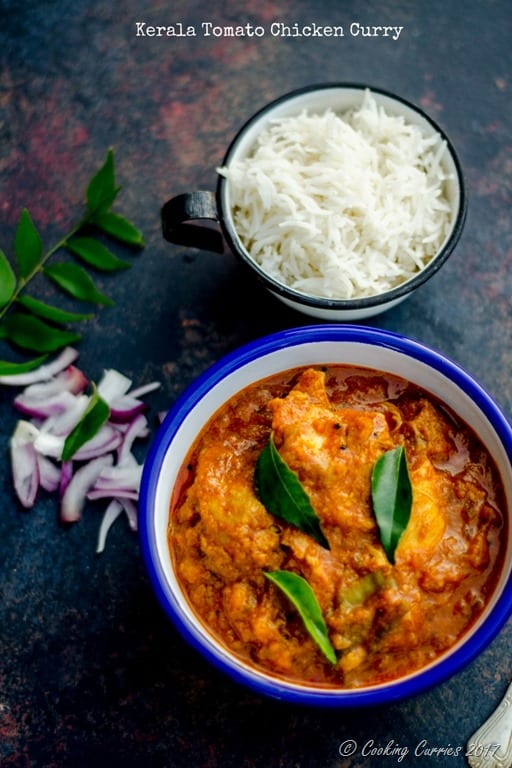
[218,90,453,300]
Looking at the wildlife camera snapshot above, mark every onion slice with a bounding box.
[96,499,123,554]
[10,421,40,508]
[61,454,114,523]
[97,369,132,404]
[21,366,88,399]
[0,347,79,386]
[119,498,138,531]
[37,454,61,493]
[14,390,80,420]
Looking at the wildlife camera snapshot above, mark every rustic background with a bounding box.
[1,1,511,766]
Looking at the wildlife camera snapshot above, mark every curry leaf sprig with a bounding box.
[0,149,144,376]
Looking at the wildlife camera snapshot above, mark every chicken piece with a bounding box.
[396,458,448,567]
[185,443,282,581]
[269,368,394,534]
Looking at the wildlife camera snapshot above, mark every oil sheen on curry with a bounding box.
[169,366,506,688]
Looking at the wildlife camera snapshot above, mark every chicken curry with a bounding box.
[169,366,506,688]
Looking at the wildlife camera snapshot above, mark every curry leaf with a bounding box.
[0,354,48,376]
[255,435,329,549]
[265,570,336,664]
[61,387,110,461]
[17,294,94,324]
[15,209,43,279]
[92,211,145,247]
[86,148,119,215]
[44,262,114,306]
[0,250,16,307]
[66,236,131,272]
[4,312,81,353]
[371,445,413,564]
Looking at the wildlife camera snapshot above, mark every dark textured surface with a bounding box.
[0,1,511,766]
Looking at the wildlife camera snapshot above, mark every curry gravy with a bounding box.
[169,366,506,688]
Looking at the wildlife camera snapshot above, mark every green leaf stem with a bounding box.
[0,148,144,374]
[371,445,413,564]
[255,435,329,549]
[265,570,336,664]
[61,387,110,461]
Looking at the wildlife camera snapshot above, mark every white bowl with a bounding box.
[162,84,467,321]
[139,326,512,707]
[220,84,467,320]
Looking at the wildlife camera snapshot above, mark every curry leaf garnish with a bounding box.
[91,211,145,247]
[15,209,43,279]
[44,262,115,306]
[255,435,330,549]
[0,354,48,376]
[265,570,336,664]
[0,250,16,308]
[0,149,144,374]
[86,148,119,215]
[61,386,110,462]
[17,295,94,324]
[65,236,131,272]
[371,445,413,564]
[4,313,82,353]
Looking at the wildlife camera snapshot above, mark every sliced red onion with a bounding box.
[14,389,80,420]
[10,420,40,508]
[33,431,64,459]
[39,394,89,437]
[72,424,123,461]
[21,365,88,399]
[117,413,149,465]
[61,454,113,523]
[96,499,123,554]
[35,416,122,461]
[119,498,138,532]
[59,460,73,498]
[157,410,168,425]
[6,351,161,550]
[36,454,61,493]
[0,347,79,386]
[108,395,147,423]
[87,488,139,501]
[97,368,132,404]
[128,381,161,399]
[91,462,143,493]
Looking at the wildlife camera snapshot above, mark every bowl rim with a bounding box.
[139,325,512,707]
[216,82,468,311]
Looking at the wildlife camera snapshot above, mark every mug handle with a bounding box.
[161,191,225,253]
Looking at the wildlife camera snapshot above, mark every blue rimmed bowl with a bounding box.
[139,325,512,707]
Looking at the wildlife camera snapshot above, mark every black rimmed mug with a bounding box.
[161,83,466,321]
